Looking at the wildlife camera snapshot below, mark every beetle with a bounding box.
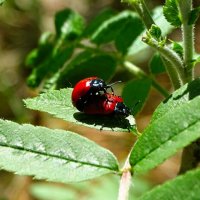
[82,93,130,117]
[71,77,116,112]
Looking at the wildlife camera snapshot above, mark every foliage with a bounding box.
[1,0,200,199]
[0,119,118,183]
[163,0,182,27]
[140,168,200,200]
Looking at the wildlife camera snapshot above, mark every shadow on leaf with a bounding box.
[73,112,130,130]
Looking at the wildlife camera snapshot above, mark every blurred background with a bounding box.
[0,0,200,199]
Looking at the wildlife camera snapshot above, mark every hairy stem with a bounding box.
[118,155,132,200]
[161,58,182,89]
[177,0,198,175]
[142,37,185,85]
[123,61,169,98]
[177,0,194,83]
[125,0,184,89]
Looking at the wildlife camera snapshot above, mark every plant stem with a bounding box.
[142,37,185,85]
[177,0,194,83]
[131,0,154,29]
[123,61,169,98]
[118,155,132,200]
[125,0,184,89]
[161,58,182,89]
[177,0,198,174]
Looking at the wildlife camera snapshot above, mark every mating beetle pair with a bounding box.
[71,77,130,117]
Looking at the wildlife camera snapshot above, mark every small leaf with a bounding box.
[0,119,119,183]
[56,50,117,88]
[163,0,182,27]
[24,89,132,132]
[188,7,200,25]
[149,53,166,74]
[83,8,117,37]
[91,11,139,45]
[129,78,200,173]
[192,55,200,67]
[140,168,200,200]
[55,9,85,40]
[122,78,152,115]
[170,41,183,58]
[148,25,162,41]
[30,183,77,200]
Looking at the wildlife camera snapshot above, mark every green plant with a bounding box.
[1,0,200,199]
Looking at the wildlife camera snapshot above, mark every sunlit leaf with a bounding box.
[0,119,119,183]
[130,79,200,173]
[140,168,200,200]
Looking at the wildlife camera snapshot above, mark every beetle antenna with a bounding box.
[107,80,122,87]
[106,81,122,94]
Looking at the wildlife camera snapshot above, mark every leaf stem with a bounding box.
[142,37,185,85]
[123,61,169,98]
[177,0,194,83]
[124,0,184,89]
[177,0,198,175]
[161,58,182,89]
[118,155,132,200]
[131,0,154,29]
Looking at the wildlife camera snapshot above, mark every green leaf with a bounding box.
[91,10,140,45]
[0,119,119,183]
[163,0,182,27]
[171,41,183,58]
[25,32,54,68]
[122,78,152,115]
[129,79,200,173]
[30,183,77,200]
[88,175,151,200]
[55,9,85,40]
[115,13,144,55]
[56,50,117,88]
[149,53,166,74]
[127,6,173,56]
[0,0,5,5]
[88,175,119,200]
[151,78,200,123]
[148,25,162,41]
[24,89,132,132]
[140,168,200,200]
[192,55,200,67]
[188,7,200,25]
[83,8,117,37]
[27,46,74,88]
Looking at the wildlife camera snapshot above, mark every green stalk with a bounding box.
[123,61,169,98]
[177,0,198,175]
[161,58,182,89]
[177,0,194,83]
[125,0,184,89]
[142,37,185,84]
[131,0,154,29]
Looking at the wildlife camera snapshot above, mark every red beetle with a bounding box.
[71,77,115,112]
[82,93,130,117]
